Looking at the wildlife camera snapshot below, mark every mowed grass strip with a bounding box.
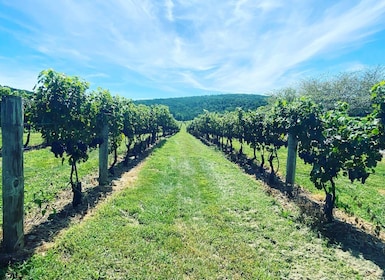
[3,129,382,279]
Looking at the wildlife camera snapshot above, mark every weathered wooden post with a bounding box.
[1,95,24,252]
[285,133,298,196]
[98,121,109,185]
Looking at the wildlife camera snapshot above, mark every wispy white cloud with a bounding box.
[1,0,385,96]
[165,0,174,21]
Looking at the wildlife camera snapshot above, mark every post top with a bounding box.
[1,95,24,126]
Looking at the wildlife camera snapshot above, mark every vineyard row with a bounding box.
[187,81,385,224]
[1,69,180,253]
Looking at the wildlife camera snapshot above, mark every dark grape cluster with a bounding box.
[51,141,65,158]
[89,137,103,149]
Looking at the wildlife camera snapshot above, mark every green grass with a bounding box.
[2,129,382,279]
[0,130,44,147]
[232,140,385,227]
[24,132,45,147]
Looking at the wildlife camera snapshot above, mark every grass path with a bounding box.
[2,129,383,279]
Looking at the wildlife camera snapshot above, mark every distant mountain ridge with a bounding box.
[134,94,268,121]
[1,85,268,121]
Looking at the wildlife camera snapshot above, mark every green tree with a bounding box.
[31,69,96,207]
[299,66,385,116]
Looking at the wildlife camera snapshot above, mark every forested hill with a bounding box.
[134,94,268,121]
[1,84,268,121]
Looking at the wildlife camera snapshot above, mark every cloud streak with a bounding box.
[1,0,385,97]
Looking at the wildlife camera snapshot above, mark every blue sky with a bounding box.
[1,0,385,100]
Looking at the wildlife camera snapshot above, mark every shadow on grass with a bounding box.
[199,136,385,274]
[0,138,167,272]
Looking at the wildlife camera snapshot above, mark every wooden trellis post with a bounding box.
[98,121,109,185]
[1,95,24,252]
[285,133,298,196]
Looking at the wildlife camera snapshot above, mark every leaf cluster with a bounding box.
[31,69,94,165]
[298,103,381,193]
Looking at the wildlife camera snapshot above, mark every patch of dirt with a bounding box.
[310,193,325,202]
[32,160,143,254]
[25,158,143,233]
[378,189,385,196]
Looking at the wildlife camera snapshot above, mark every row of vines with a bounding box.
[1,69,180,208]
[187,81,385,223]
